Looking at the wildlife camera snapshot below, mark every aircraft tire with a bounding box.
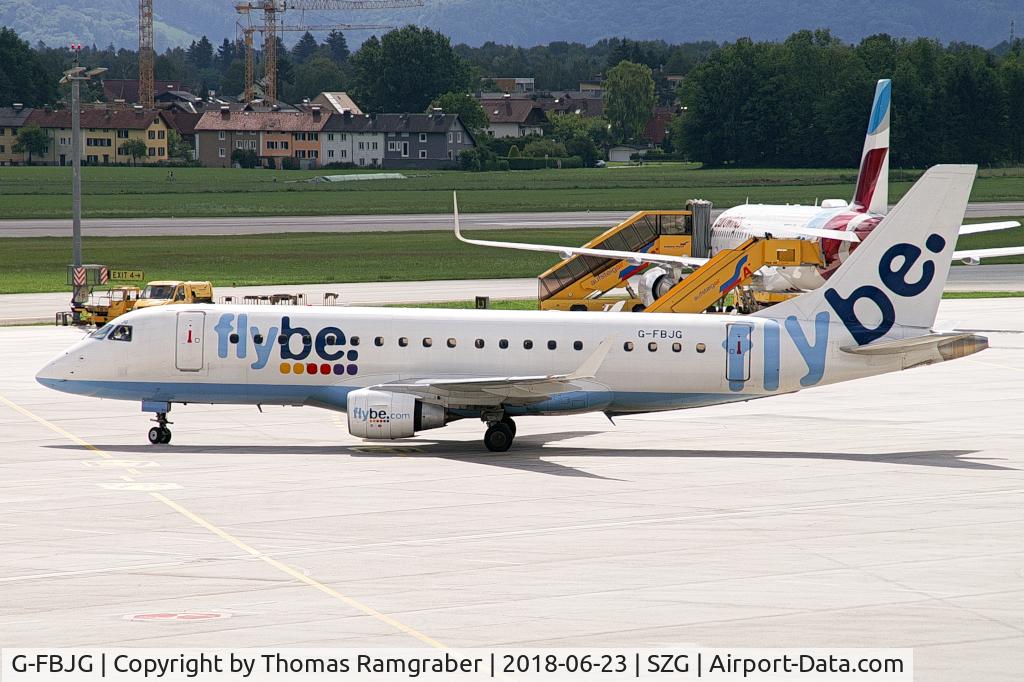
[501,416,517,436]
[484,422,514,452]
[148,427,163,445]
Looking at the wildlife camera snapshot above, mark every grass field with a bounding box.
[1,164,1023,219]
[1,221,1021,294]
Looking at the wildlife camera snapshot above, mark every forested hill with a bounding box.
[3,0,1020,49]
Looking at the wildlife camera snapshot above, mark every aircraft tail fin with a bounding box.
[756,164,976,343]
[852,78,891,214]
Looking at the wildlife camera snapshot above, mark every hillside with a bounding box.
[2,0,1019,49]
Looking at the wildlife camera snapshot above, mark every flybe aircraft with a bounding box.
[454,79,1022,301]
[38,166,987,452]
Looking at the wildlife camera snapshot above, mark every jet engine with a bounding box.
[638,266,679,306]
[347,388,447,439]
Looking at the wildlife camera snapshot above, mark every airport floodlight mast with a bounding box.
[235,0,422,102]
[139,0,155,107]
[60,45,107,323]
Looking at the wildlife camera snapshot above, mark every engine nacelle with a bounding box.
[347,388,446,440]
[638,266,679,306]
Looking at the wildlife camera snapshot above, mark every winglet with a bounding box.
[566,338,613,380]
[453,190,466,242]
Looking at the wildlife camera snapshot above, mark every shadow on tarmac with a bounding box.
[45,433,1012,478]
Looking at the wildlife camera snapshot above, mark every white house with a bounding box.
[320,112,383,167]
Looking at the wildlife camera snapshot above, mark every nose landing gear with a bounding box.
[148,412,172,445]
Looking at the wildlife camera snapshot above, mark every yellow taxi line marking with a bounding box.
[150,491,447,649]
[0,395,111,459]
[0,393,448,650]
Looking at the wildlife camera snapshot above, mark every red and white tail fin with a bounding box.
[852,78,891,215]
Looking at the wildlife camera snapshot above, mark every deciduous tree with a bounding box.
[604,60,655,143]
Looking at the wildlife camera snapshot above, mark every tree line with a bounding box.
[674,30,1024,167]
[2,24,1023,168]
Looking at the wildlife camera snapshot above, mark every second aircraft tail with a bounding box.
[851,78,891,215]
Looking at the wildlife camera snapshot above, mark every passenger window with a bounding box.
[229,333,239,344]
[422,337,433,348]
[375,336,384,347]
[89,324,112,339]
[523,339,533,350]
[672,342,682,353]
[573,340,583,351]
[323,334,336,344]
[174,286,185,301]
[447,338,457,348]
[696,343,706,353]
[547,340,557,350]
[499,339,509,349]
[623,341,634,352]
[110,325,132,342]
[253,334,264,344]
[302,334,311,344]
[350,336,360,346]
[648,342,658,352]
[475,339,485,349]
[278,334,287,345]
[398,337,408,347]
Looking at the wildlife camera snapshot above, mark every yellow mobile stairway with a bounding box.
[538,202,713,312]
[645,237,823,314]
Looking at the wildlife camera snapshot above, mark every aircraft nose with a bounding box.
[36,351,79,388]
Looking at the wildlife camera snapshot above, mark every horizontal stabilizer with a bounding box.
[952,246,1024,265]
[959,220,1020,235]
[841,332,988,365]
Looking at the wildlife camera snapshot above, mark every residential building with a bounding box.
[193,108,329,169]
[158,110,202,159]
[643,106,677,145]
[480,98,548,138]
[609,144,648,163]
[321,112,383,167]
[26,107,171,165]
[376,113,475,169]
[539,92,605,118]
[0,104,32,165]
[103,79,187,104]
[493,77,535,94]
[311,92,363,115]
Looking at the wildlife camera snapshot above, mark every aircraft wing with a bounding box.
[742,224,861,242]
[958,220,1020,235]
[453,192,709,268]
[371,338,613,407]
[952,246,1024,265]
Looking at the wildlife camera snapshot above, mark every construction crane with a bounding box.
[138,0,154,107]
[236,0,422,102]
[237,22,393,102]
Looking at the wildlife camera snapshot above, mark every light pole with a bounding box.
[59,44,106,322]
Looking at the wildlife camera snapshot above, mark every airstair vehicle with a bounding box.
[537,202,712,312]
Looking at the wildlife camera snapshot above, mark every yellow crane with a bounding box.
[235,0,423,103]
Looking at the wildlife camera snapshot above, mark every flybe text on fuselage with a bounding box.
[213,314,360,376]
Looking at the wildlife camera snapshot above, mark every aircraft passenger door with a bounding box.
[725,323,752,383]
[175,311,206,372]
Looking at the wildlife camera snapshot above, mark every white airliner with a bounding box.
[38,166,987,452]
[454,79,1023,302]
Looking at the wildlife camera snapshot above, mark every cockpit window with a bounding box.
[109,325,133,342]
[140,285,175,300]
[89,324,112,339]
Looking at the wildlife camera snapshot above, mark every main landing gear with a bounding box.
[483,414,516,452]
[148,412,172,445]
